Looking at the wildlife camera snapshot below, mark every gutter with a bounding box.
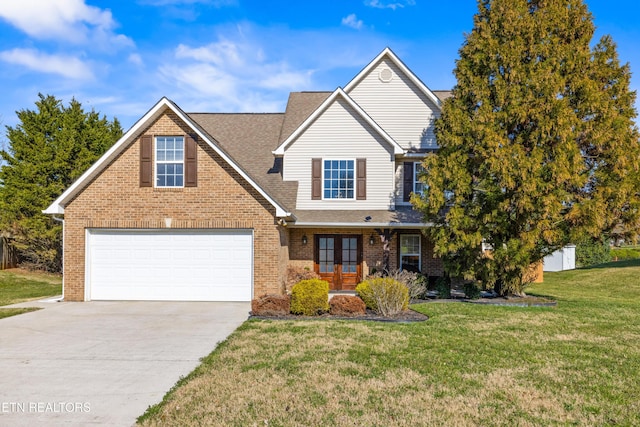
[287,222,433,229]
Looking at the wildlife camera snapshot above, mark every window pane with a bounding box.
[401,255,420,272]
[323,160,355,199]
[155,136,184,187]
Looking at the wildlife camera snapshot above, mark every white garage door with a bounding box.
[86,229,253,301]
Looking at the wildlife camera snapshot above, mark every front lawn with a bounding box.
[0,269,62,319]
[138,261,640,426]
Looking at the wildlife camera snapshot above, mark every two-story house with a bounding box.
[45,47,449,302]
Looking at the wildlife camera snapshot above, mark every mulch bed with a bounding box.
[249,308,429,323]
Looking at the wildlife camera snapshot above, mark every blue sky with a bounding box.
[0,0,639,133]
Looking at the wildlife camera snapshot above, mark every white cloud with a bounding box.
[128,53,144,66]
[161,38,313,112]
[0,48,93,80]
[365,0,416,10]
[0,0,133,48]
[342,14,364,30]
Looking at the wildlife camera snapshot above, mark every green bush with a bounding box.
[463,282,481,299]
[290,279,329,316]
[355,280,377,311]
[611,247,640,261]
[435,277,451,299]
[576,237,612,267]
[370,269,427,300]
[356,277,408,317]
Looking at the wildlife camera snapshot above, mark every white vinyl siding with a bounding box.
[347,58,440,150]
[283,98,395,210]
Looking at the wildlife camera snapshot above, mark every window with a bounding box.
[342,237,357,273]
[413,162,425,195]
[400,234,421,273]
[324,160,354,199]
[156,136,184,187]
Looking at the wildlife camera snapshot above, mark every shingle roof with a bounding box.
[188,112,298,212]
[190,89,435,226]
[278,91,331,143]
[433,90,453,102]
[190,91,331,214]
[290,206,426,227]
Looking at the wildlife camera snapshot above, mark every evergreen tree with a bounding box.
[0,94,122,271]
[413,0,640,295]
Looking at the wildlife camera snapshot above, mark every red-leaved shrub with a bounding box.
[329,295,366,317]
[251,294,290,316]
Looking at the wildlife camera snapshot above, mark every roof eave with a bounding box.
[344,47,442,110]
[44,97,291,218]
[273,87,405,156]
[288,222,432,229]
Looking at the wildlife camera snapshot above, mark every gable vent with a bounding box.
[379,67,393,83]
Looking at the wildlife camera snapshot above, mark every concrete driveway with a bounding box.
[0,299,250,426]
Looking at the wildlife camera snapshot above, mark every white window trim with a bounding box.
[322,158,356,201]
[155,136,185,188]
[400,234,421,272]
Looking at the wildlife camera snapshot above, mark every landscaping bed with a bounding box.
[250,307,429,322]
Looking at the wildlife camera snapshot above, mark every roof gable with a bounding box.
[344,47,442,109]
[272,87,404,156]
[44,97,291,217]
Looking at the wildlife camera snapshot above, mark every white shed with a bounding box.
[543,245,576,272]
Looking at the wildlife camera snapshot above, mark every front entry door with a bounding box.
[315,235,362,290]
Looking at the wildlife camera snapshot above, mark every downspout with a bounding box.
[51,215,64,302]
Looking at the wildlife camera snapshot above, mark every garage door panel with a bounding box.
[87,229,253,301]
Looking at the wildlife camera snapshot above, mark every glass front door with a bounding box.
[315,235,362,290]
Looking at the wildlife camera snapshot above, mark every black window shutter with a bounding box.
[356,158,366,200]
[312,158,322,200]
[185,135,197,187]
[403,162,414,202]
[140,135,153,187]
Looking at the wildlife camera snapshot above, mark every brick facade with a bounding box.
[287,227,444,281]
[63,110,284,301]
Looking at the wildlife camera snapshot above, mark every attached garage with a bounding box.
[85,229,253,301]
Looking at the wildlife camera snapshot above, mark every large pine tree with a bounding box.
[0,94,122,271]
[413,0,640,295]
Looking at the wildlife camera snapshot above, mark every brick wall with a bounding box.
[63,110,284,301]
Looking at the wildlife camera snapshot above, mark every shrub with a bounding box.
[290,279,329,316]
[576,237,611,267]
[329,295,366,317]
[355,280,377,311]
[370,269,427,300]
[356,277,409,317]
[251,294,290,316]
[463,282,481,299]
[435,277,451,299]
[283,266,320,294]
[611,247,640,261]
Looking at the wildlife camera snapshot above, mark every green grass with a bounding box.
[0,269,62,319]
[138,261,640,426]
